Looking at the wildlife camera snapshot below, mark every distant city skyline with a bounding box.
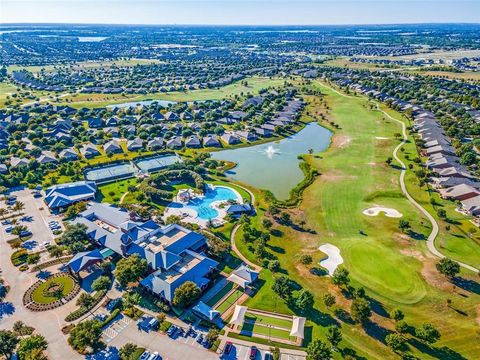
[2,0,480,25]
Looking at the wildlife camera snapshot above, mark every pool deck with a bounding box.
[162,185,242,228]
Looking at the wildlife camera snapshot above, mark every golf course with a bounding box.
[233,81,480,359]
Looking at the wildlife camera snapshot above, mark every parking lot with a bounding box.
[107,320,218,360]
[1,188,63,253]
[102,315,132,343]
[221,343,305,360]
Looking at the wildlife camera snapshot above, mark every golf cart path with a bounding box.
[318,81,478,273]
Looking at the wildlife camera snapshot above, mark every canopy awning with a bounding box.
[290,316,306,339]
[227,265,259,288]
[229,305,248,326]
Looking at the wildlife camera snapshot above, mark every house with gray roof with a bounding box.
[203,135,220,147]
[59,148,79,161]
[81,143,100,158]
[37,151,58,164]
[104,140,122,154]
[147,137,164,150]
[127,138,143,151]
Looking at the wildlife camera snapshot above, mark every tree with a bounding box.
[122,291,141,309]
[48,245,64,259]
[279,212,291,224]
[326,325,342,349]
[205,328,219,345]
[272,276,293,299]
[24,348,48,360]
[296,289,314,312]
[386,157,393,166]
[435,258,460,278]
[173,281,200,308]
[270,346,280,360]
[119,343,139,360]
[26,253,40,264]
[114,254,148,287]
[299,254,313,265]
[0,330,19,359]
[268,259,281,272]
[323,293,336,308]
[390,308,404,322]
[76,293,95,309]
[17,334,48,360]
[331,267,350,287]
[59,223,90,253]
[351,297,371,324]
[398,220,411,233]
[415,323,440,344]
[68,319,102,352]
[385,333,406,352]
[91,276,111,292]
[262,218,273,230]
[306,339,332,360]
[395,320,409,334]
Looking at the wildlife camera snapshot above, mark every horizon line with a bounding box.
[2,21,480,27]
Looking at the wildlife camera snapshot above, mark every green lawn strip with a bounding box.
[227,332,301,351]
[31,276,76,304]
[245,313,292,329]
[241,321,294,341]
[205,282,234,307]
[98,178,138,203]
[215,288,244,314]
[132,347,146,360]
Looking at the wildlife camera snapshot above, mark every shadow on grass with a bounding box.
[339,347,368,360]
[408,338,467,360]
[363,320,393,344]
[267,244,285,254]
[452,277,480,295]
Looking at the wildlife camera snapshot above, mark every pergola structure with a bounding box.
[229,305,248,329]
[290,316,306,345]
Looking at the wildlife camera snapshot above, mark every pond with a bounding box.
[211,122,332,200]
[107,99,177,109]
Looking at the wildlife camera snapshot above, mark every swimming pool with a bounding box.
[185,186,239,220]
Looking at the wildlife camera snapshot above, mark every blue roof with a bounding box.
[45,181,97,209]
[192,301,219,321]
[68,249,103,273]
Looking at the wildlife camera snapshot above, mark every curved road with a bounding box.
[228,183,263,271]
[318,82,478,273]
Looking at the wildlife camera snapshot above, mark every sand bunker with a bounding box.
[319,243,344,276]
[363,206,403,218]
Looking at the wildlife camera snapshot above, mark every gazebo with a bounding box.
[227,265,259,288]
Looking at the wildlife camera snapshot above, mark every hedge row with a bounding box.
[64,289,107,322]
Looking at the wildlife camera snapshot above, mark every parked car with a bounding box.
[167,325,177,337]
[1,220,11,225]
[223,341,233,355]
[196,334,203,344]
[264,352,273,360]
[5,226,12,233]
[42,241,51,248]
[249,346,258,359]
[139,351,150,360]
[148,352,161,360]
[20,230,32,237]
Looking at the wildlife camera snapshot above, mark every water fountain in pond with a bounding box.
[265,145,279,159]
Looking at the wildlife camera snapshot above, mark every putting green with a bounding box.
[345,242,426,304]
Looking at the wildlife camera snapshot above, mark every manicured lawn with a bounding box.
[205,282,234,307]
[241,321,294,341]
[215,288,244,314]
[245,313,292,329]
[31,276,76,304]
[98,178,138,204]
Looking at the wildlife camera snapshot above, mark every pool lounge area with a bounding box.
[163,185,242,227]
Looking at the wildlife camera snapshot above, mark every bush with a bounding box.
[65,289,107,322]
[101,308,121,327]
[159,321,172,333]
[11,249,28,266]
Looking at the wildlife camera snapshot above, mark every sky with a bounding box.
[1,0,480,25]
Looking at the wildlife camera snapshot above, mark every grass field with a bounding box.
[236,82,480,359]
[98,178,138,203]
[53,77,284,109]
[31,276,76,304]
[215,288,244,314]
[245,313,293,329]
[241,321,294,341]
